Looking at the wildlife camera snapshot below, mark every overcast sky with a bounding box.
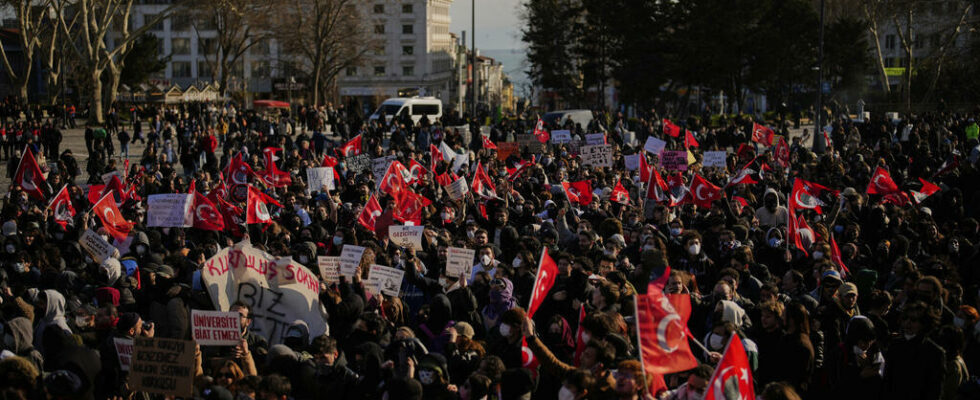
[449,0,523,50]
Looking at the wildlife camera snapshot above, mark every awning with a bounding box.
[253,100,290,108]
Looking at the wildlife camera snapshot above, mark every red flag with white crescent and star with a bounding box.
[533,118,549,143]
[751,122,775,146]
[191,190,224,231]
[636,282,698,375]
[866,166,900,195]
[92,193,133,240]
[911,177,940,204]
[663,119,681,137]
[47,185,76,229]
[223,153,257,186]
[527,247,558,318]
[245,186,281,224]
[788,178,837,214]
[358,195,383,232]
[13,146,46,200]
[704,335,756,400]
[689,174,723,208]
[337,134,363,157]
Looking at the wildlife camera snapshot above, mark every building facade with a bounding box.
[338,0,455,112]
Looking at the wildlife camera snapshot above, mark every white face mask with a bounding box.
[852,345,866,357]
[333,236,343,246]
[512,257,522,268]
[418,370,435,385]
[480,255,492,266]
[903,333,916,340]
[708,333,726,349]
[5,245,14,253]
[298,255,309,264]
[441,212,451,221]
[467,230,475,239]
[812,251,824,260]
[603,249,614,257]
[499,323,512,337]
[558,386,576,400]
[688,244,701,255]
[75,316,90,328]
[954,317,965,328]
[670,228,682,237]
[580,332,591,345]
[769,238,782,248]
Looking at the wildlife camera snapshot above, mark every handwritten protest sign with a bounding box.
[317,256,340,283]
[346,154,371,174]
[516,134,547,153]
[339,245,366,277]
[624,154,641,171]
[306,167,335,194]
[389,225,425,250]
[446,247,476,277]
[191,310,241,346]
[146,194,193,227]
[80,229,117,263]
[201,242,327,344]
[367,265,405,297]
[447,177,469,200]
[114,338,133,371]
[496,142,519,160]
[580,145,613,168]
[101,171,122,185]
[551,130,572,144]
[660,150,688,171]
[644,136,667,155]
[703,151,727,168]
[373,155,398,183]
[130,338,195,397]
[585,133,606,145]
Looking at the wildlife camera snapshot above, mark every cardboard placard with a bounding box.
[191,310,241,346]
[703,151,727,168]
[496,142,519,161]
[306,167,335,194]
[130,338,195,397]
[114,337,134,372]
[367,264,405,297]
[551,130,572,144]
[372,155,398,183]
[201,243,327,344]
[447,177,469,201]
[339,245,366,277]
[101,171,122,185]
[445,247,476,278]
[346,154,371,174]
[644,136,667,155]
[146,194,194,227]
[660,150,688,171]
[580,145,613,168]
[317,256,340,283]
[516,134,547,153]
[624,154,641,171]
[388,225,425,250]
[80,229,117,263]
[585,133,606,145]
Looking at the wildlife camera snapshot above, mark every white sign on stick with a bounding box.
[191,310,242,346]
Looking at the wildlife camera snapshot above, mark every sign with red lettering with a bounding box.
[191,310,241,346]
[200,241,328,344]
[114,337,133,371]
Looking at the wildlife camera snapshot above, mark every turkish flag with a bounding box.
[358,195,383,232]
[506,160,532,181]
[407,159,429,185]
[246,186,281,224]
[482,135,497,150]
[212,173,229,199]
[610,180,630,205]
[430,144,445,172]
[788,178,836,214]
[638,153,652,183]
[223,153,257,185]
[337,134,362,157]
[573,304,587,366]
[260,147,292,188]
[684,130,699,148]
[393,190,430,226]
[533,118,549,143]
[263,147,283,170]
[48,185,76,228]
[788,208,814,256]
[751,122,775,146]
[726,165,759,187]
[14,146,46,200]
[527,247,558,318]
[866,166,900,195]
[636,282,698,375]
[563,181,593,206]
[775,136,790,168]
[379,162,409,201]
[191,190,224,231]
[666,172,692,207]
[663,119,681,137]
[704,335,756,400]
[320,155,342,182]
[829,233,850,278]
[646,167,669,202]
[102,175,130,205]
[207,190,243,236]
[92,193,133,241]
[471,161,497,199]
[522,337,539,371]
[911,177,940,204]
[690,174,722,208]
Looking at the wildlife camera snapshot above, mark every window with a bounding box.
[374,24,385,34]
[198,61,213,79]
[402,46,413,55]
[144,14,163,31]
[402,24,413,34]
[171,14,191,31]
[251,61,270,78]
[373,4,384,13]
[402,65,414,76]
[374,47,385,56]
[402,4,413,13]
[198,37,217,55]
[171,38,190,55]
[172,61,191,78]
[412,104,439,116]
[346,67,357,76]
[250,40,271,56]
[885,34,895,50]
[195,16,217,31]
[374,66,385,76]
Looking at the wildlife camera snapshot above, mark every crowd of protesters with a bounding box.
[0,96,978,400]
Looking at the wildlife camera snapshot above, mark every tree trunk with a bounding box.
[106,64,123,112]
[864,5,891,94]
[312,62,322,108]
[90,71,104,125]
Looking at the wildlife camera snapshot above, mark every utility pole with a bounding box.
[813,0,827,153]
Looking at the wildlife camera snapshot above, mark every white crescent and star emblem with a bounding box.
[196,203,217,221]
[794,191,818,209]
[21,169,36,191]
[54,201,71,220]
[657,313,683,353]
[103,208,115,223]
[233,169,248,184]
[255,202,270,221]
[522,346,535,367]
[696,185,710,201]
[873,174,889,190]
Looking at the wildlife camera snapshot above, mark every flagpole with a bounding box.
[685,329,711,356]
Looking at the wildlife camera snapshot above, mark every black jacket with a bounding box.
[883,334,946,400]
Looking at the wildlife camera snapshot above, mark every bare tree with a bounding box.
[275,0,372,105]
[188,0,270,96]
[0,0,52,101]
[862,0,892,94]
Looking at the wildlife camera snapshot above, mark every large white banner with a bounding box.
[200,241,327,344]
[147,194,193,227]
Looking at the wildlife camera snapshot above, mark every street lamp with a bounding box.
[813,0,827,154]
[288,75,295,119]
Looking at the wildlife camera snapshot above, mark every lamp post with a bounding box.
[48,6,67,129]
[288,75,295,119]
[813,0,827,154]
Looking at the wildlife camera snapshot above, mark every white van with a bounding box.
[369,97,443,125]
[542,109,594,130]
